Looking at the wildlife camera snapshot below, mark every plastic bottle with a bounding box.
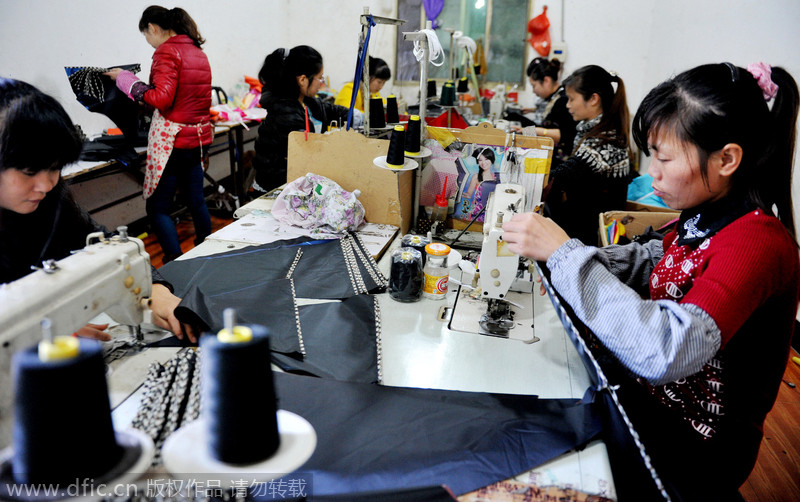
[423,243,451,300]
[431,193,448,223]
[429,175,449,226]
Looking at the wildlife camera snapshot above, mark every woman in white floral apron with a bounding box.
[107,6,212,264]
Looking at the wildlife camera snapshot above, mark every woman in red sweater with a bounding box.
[503,63,799,500]
[107,6,212,264]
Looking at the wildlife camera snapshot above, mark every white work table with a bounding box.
[107,198,618,499]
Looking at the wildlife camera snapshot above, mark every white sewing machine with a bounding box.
[0,227,154,448]
[449,184,537,342]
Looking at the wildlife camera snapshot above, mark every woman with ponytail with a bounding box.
[545,64,634,244]
[508,57,577,168]
[502,62,800,500]
[106,5,213,264]
[251,46,352,192]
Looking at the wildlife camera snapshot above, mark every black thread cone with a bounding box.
[385,95,399,124]
[201,326,280,464]
[405,115,421,156]
[457,77,469,93]
[369,97,386,128]
[427,79,437,98]
[12,340,122,485]
[440,82,455,106]
[386,125,406,168]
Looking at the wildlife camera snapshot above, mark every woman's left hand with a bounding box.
[502,212,570,262]
[150,283,197,343]
[103,68,123,81]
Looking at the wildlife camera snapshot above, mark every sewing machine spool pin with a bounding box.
[41,318,53,344]
[30,259,59,274]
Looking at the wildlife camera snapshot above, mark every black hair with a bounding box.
[632,63,799,238]
[0,78,82,174]
[139,5,205,47]
[527,57,561,83]
[473,147,496,182]
[258,46,323,101]
[563,65,631,153]
[369,57,391,81]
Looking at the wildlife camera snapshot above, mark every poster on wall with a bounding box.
[452,145,503,223]
[420,140,550,226]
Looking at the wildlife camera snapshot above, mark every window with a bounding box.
[395,0,530,84]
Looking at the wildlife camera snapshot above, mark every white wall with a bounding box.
[0,0,398,136]
[2,0,800,227]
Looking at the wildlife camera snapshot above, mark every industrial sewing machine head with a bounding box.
[449,183,538,342]
[475,183,527,336]
[0,227,154,448]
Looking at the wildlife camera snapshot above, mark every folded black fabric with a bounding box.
[163,239,384,382]
[174,278,300,355]
[273,372,601,497]
[79,136,140,166]
[270,295,380,382]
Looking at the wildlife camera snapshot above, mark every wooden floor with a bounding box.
[142,213,231,269]
[145,217,800,501]
[740,352,800,502]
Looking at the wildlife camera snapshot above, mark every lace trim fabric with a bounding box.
[374,295,383,383]
[66,65,142,104]
[130,348,201,466]
[289,278,306,356]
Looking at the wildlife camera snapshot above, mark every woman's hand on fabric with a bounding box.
[104,68,123,81]
[150,283,197,343]
[74,323,111,341]
[502,212,570,262]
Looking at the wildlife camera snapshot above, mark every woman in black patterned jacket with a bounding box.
[545,65,635,245]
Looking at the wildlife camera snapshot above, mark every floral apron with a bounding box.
[143,109,210,199]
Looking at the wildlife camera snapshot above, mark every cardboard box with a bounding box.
[287,130,414,234]
[599,208,680,246]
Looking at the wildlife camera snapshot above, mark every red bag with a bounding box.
[527,6,551,57]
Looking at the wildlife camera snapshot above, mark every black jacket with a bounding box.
[252,93,349,191]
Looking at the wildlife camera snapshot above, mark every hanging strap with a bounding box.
[346,15,376,130]
[304,103,310,140]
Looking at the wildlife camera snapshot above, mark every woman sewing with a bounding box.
[252,45,352,192]
[334,56,391,112]
[0,78,195,342]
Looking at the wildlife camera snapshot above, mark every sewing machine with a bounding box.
[0,227,154,448]
[449,183,537,342]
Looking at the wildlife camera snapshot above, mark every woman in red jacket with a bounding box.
[107,6,212,264]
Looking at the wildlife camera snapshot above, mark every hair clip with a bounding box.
[723,62,739,83]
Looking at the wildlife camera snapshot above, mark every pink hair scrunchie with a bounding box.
[746,62,779,101]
